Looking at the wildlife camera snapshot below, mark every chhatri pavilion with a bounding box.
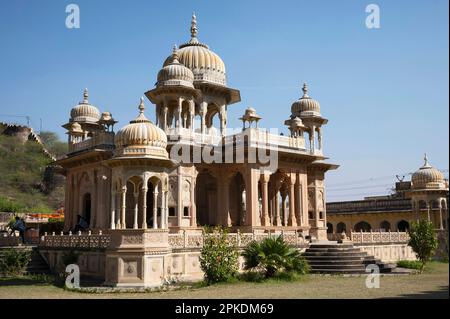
[58,14,337,239]
[54,14,341,286]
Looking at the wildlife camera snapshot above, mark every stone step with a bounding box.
[303,252,368,257]
[306,248,362,253]
[310,268,367,274]
[308,263,367,269]
[308,244,354,249]
[307,260,367,265]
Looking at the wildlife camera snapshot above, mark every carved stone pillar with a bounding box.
[281,192,288,226]
[161,190,166,229]
[153,187,159,229]
[438,201,444,230]
[190,180,197,227]
[110,191,116,230]
[133,192,139,229]
[274,191,281,226]
[121,186,127,229]
[200,101,207,136]
[141,187,148,229]
[261,174,270,227]
[288,174,297,226]
[219,104,227,137]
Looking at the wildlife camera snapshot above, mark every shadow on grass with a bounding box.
[0,276,54,287]
[390,285,449,299]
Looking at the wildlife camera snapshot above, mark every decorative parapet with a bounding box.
[350,230,409,244]
[0,233,21,246]
[37,230,307,250]
[68,131,115,154]
[168,230,307,250]
[39,231,111,249]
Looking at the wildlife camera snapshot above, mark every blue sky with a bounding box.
[0,0,448,201]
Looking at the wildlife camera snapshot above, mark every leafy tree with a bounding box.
[199,227,239,284]
[39,131,67,157]
[408,220,438,272]
[242,236,310,278]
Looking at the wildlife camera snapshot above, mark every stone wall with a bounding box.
[355,243,416,263]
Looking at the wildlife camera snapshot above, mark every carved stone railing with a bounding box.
[350,231,409,244]
[68,131,115,154]
[39,231,111,249]
[168,230,307,250]
[38,230,307,250]
[0,233,21,246]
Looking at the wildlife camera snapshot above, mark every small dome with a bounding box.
[163,14,227,86]
[100,112,112,122]
[70,122,83,134]
[292,116,304,127]
[412,155,446,189]
[291,83,321,117]
[114,98,168,159]
[70,89,101,123]
[157,47,194,88]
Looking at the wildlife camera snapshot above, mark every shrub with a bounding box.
[0,249,32,276]
[199,227,239,284]
[396,260,422,270]
[242,236,310,278]
[408,220,438,272]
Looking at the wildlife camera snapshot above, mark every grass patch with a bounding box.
[397,260,422,270]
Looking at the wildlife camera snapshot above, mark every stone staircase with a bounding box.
[26,247,52,275]
[0,246,51,275]
[303,242,396,274]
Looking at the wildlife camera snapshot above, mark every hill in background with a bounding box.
[0,123,66,213]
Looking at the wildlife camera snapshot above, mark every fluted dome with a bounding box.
[70,89,101,123]
[69,122,83,134]
[114,98,168,159]
[291,83,321,117]
[412,155,446,190]
[162,14,227,86]
[157,47,194,88]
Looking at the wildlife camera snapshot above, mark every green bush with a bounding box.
[0,249,32,276]
[242,236,310,278]
[396,260,422,270]
[199,227,239,284]
[408,220,438,272]
[0,197,25,213]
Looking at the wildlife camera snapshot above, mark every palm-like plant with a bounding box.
[242,236,310,278]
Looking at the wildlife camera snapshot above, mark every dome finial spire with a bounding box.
[191,12,198,39]
[139,97,145,114]
[82,88,89,104]
[172,44,179,62]
[302,83,309,98]
[423,153,431,168]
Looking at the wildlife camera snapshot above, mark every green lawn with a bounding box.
[0,262,448,299]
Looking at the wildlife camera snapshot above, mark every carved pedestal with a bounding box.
[104,229,171,288]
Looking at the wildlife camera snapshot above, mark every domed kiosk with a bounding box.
[409,154,448,230]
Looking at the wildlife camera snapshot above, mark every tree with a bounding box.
[39,131,67,157]
[408,220,438,272]
[199,227,239,284]
[242,236,309,278]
